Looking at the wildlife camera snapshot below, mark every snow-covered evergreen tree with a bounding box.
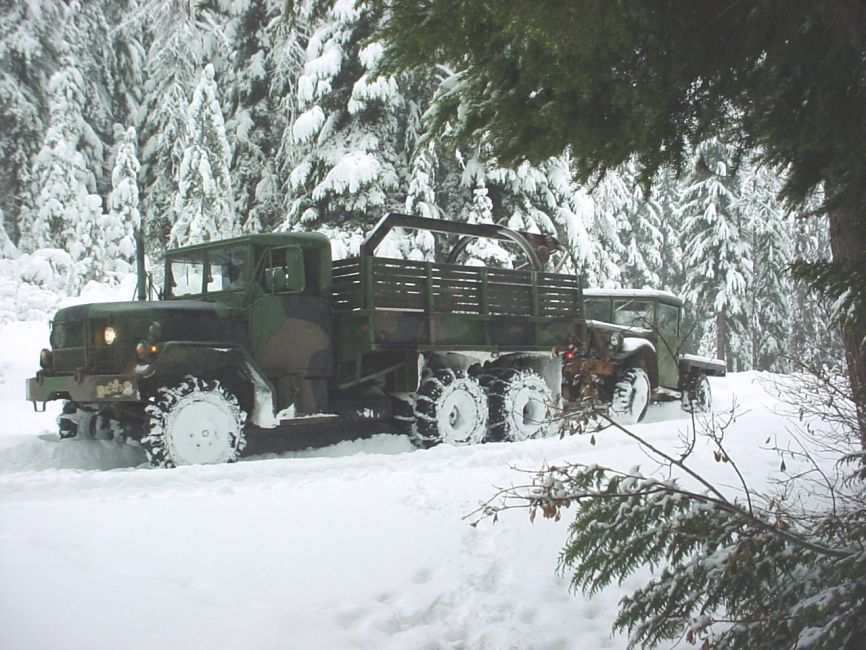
[281,0,404,239]
[680,138,753,370]
[583,170,628,287]
[740,163,794,372]
[98,125,141,281]
[170,64,238,247]
[223,0,285,233]
[138,0,225,247]
[651,166,686,292]
[0,0,67,242]
[19,60,105,292]
[618,160,664,289]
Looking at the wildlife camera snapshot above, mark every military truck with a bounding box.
[561,289,726,424]
[27,214,586,466]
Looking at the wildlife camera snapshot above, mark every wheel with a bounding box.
[481,368,553,442]
[413,369,487,446]
[143,376,247,467]
[682,373,712,414]
[58,401,79,439]
[391,393,415,435]
[609,367,651,425]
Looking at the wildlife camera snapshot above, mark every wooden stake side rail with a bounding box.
[332,257,582,317]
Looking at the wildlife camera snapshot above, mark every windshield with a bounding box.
[613,300,655,329]
[169,258,206,297]
[206,247,246,293]
[166,247,246,298]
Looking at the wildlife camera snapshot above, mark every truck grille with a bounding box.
[49,319,131,374]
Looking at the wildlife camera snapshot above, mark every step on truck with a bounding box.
[27,214,587,467]
[562,289,726,424]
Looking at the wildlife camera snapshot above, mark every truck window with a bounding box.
[261,246,306,293]
[169,258,205,297]
[585,299,610,322]
[206,247,246,293]
[657,303,680,343]
[613,300,655,329]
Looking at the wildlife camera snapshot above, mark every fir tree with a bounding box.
[100,125,141,281]
[741,163,794,372]
[223,0,283,233]
[617,160,664,290]
[138,0,225,247]
[21,60,103,293]
[679,138,752,370]
[170,64,238,247]
[280,0,404,236]
[0,0,66,242]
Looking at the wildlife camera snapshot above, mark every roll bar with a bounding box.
[359,213,560,272]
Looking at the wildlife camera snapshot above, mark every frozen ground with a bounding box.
[0,318,839,650]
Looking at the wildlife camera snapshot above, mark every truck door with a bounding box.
[656,302,680,389]
[250,245,334,413]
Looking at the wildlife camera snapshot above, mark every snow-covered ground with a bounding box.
[0,317,836,650]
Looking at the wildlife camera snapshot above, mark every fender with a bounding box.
[142,342,275,427]
[619,342,659,388]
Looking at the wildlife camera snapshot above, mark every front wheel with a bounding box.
[609,367,651,425]
[143,377,247,467]
[413,369,487,446]
[682,373,712,414]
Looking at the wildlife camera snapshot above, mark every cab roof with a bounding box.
[164,232,331,258]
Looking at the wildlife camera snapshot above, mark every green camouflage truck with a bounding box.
[27,214,586,466]
[562,289,726,424]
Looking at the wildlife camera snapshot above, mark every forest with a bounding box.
[0,0,839,372]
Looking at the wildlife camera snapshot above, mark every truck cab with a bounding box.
[565,289,726,423]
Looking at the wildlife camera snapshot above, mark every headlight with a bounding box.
[39,348,53,369]
[609,332,623,348]
[104,326,117,345]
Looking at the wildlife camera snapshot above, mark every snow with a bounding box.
[0,312,839,650]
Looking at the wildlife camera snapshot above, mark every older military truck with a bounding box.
[27,214,585,466]
[562,289,726,424]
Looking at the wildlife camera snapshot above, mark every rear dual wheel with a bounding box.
[413,369,487,446]
[411,367,553,446]
[481,368,552,442]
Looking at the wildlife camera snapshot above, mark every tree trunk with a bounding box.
[716,311,728,371]
[827,209,866,449]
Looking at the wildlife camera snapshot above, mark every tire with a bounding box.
[391,393,415,435]
[682,373,712,414]
[143,376,247,467]
[413,369,487,446]
[609,367,651,425]
[481,368,553,442]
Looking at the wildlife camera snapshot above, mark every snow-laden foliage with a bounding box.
[170,64,239,247]
[680,138,753,371]
[101,125,141,280]
[0,0,844,376]
[19,60,104,293]
[281,0,403,232]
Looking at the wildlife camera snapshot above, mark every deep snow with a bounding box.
[0,317,839,650]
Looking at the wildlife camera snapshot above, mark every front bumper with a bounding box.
[27,372,141,404]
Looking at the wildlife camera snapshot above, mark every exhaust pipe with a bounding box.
[135,227,147,301]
